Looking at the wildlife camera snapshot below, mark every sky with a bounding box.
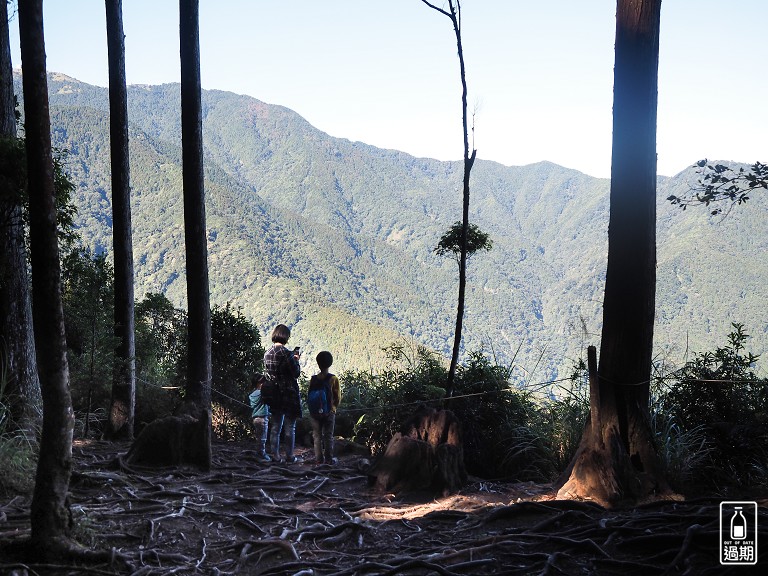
[8,0,768,179]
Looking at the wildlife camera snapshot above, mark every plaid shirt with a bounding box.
[263,344,302,417]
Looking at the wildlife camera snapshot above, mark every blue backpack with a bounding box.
[307,374,332,417]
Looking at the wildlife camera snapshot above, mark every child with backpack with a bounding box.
[307,351,341,465]
[248,373,271,462]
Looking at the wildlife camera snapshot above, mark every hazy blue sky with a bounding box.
[9,0,767,178]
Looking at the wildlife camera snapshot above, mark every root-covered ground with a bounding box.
[1,439,765,575]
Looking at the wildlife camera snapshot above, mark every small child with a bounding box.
[248,373,271,462]
[308,351,341,465]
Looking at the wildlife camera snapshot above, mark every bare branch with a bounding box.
[419,0,452,18]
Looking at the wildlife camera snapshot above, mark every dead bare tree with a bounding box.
[420,0,476,396]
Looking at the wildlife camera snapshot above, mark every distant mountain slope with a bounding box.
[17,72,768,379]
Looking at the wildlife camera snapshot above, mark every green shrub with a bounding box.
[344,341,447,455]
[61,247,116,436]
[451,352,559,481]
[210,302,265,435]
[212,401,252,441]
[342,344,563,481]
[654,323,768,495]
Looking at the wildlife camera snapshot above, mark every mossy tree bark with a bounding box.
[18,0,77,552]
[0,0,42,440]
[557,0,671,508]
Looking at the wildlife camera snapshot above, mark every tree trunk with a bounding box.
[556,0,671,508]
[179,0,211,463]
[103,0,136,441]
[18,0,77,552]
[0,0,42,440]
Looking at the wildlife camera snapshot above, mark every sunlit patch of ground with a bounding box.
[358,480,554,521]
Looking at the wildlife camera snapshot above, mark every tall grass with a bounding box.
[0,356,38,497]
[535,381,590,477]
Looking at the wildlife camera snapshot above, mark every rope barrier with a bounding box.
[135,372,766,419]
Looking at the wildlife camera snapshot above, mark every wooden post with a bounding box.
[587,345,599,433]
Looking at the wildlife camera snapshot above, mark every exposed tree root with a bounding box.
[0,439,764,575]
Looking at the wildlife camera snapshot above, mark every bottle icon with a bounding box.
[730,507,747,540]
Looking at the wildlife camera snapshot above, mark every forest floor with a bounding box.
[0,439,765,575]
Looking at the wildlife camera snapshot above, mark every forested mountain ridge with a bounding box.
[15,71,768,380]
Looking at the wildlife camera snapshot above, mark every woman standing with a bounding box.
[264,324,302,463]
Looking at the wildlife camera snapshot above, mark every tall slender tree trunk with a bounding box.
[179,0,211,464]
[556,0,670,507]
[421,0,476,396]
[18,0,77,551]
[103,0,136,441]
[0,0,42,439]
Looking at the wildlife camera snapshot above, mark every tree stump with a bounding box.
[120,408,211,471]
[369,406,467,496]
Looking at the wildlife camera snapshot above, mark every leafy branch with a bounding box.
[667,159,768,215]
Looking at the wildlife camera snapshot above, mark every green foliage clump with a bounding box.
[61,247,116,435]
[61,262,268,440]
[0,433,36,497]
[134,294,267,439]
[210,303,265,440]
[434,221,493,264]
[134,292,188,425]
[654,323,768,495]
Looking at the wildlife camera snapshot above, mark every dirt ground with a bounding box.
[0,438,765,575]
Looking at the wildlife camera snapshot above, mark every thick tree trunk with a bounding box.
[0,0,42,440]
[179,0,211,465]
[18,0,77,552]
[103,0,136,441]
[556,0,671,508]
